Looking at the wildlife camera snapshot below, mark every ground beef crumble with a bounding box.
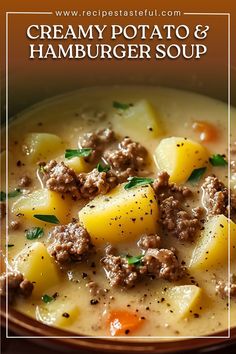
[48,223,93,264]
[18,175,31,188]
[152,171,192,201]
[43,160,78,195]
[160,196,200,241]
[0,272,33,304]
[202,175,228,217]
[104,137,148,182]
[77,168,118,199]
[101,245,185,288]
[137,234,161,251]
[80,128,116,162]
[139,248,185,281]
[100,254,139,288]
[215,274,236,299]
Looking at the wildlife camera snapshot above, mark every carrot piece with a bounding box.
[192,121,218,142]
[107,310,143,336]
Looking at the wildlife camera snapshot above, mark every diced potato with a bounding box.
[65,156,90,174]
[168,285,203,318]
[24,133,64,162]
[154,137,209,183]
[12,188,72,225]
[189,215,236,271]
[36,299,79,327]
[79,184,158,244]
[15,242,60,298]
[114,100,163,145]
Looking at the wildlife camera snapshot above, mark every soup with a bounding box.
[0,86,236,337]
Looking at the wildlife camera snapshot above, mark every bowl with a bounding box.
[1,69,236,353]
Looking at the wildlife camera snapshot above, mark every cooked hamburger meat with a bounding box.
[139,248,185,281]
[18,175,31,188]
[201,176,228,217]
[160,196,199,241]
[137,234,161,251]
[0,272,33,304]
[104,137,148,182]
[152,171,192,201]
[48,223,92,264]
[78,168,118,199]
[101,254,139,288]
[43,160,78,195]
[101,246,185,288]
[215,274,236,299]
[80,128,116,162]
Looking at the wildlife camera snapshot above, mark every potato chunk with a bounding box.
[114,100,163,145]
[36,299,79,328]
[154,137,208,183]
[12,188,72,225]
[189,215,236,270]
[65,156,90,174]
[79,184,158,244]
[15,242,60,298]
[24,133,63,162]
[168,285,203,318]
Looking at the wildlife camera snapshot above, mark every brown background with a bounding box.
[0,0,235,117]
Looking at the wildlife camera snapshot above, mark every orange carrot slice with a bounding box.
[192,121,218,142]
[107,310,143,336]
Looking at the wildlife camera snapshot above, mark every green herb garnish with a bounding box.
[0,189,22,201]
[187,167,207,183]
[126,255,143,266]
[8,189,22,198]
[124,177,154,190]
[209,154,228,166]
[33,214,60,224]
[113,101,132,110]
[26,227,44,240]
[65,148,92,159]
[97,162,110,173]
[38,165,46,174]
[42,294,54,303]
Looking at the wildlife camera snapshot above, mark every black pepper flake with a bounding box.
[194,313,200,318]
[62,312,70,318]
[125,329,130,334]
[90,299,99,305]
[82,272,88,279]
[16,160,22,167]
[220,224,224,228]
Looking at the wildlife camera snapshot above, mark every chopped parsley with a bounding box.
[97,162,110,173]
[187,167,207,183]
[33,214,60,224]
[113,101,132,110]
[42,294,54,303]
[126,255,144,266]
[124,177,154,190]
[209,154,228,166]
[26,227,44,240]
[1,189,22,202]
[65,148,92,159]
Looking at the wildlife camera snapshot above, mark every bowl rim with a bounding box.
[1,298,236,353]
